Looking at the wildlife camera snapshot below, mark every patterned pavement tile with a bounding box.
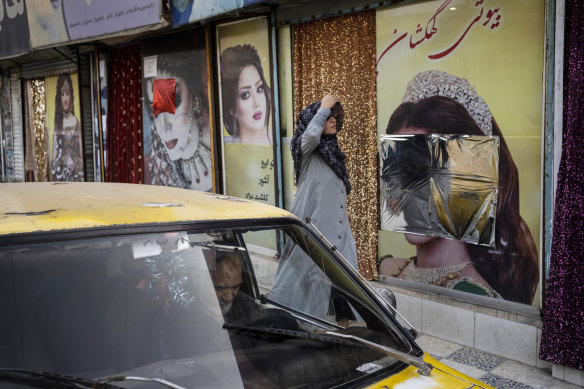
[490,360,583,389]
[416,334,465,359]
[435,358,488,381]
[480,373,538,389]
[416,336,582,389]
[447,347,505,371]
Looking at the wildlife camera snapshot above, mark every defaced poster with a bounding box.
[142,29,215,192]
[375,0,544,306]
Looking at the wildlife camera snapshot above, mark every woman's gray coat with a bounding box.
[270,107,358,319]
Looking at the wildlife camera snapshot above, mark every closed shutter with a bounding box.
[78,53,94,182]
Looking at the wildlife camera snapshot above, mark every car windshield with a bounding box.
[0,222,416,388]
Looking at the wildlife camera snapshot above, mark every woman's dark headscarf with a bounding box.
[291,101,351,194]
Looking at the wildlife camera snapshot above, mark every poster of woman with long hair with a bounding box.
[217,17,277,206]
[46,73,84,181]
[375,0,544,306]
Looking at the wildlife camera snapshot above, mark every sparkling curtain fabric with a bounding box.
[24,80,35,181]
[293,11,378,279]
[24,79,49,181]
[539,0,584,370]
[105,44,143,183]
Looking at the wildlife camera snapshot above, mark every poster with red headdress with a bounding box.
[142,28,215,192]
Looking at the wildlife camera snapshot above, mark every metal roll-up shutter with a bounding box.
[10,70,24,182]
[78,53,94,182]
[20,58,78,80]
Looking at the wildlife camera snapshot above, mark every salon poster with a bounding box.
[376,0,544,306]
[141,28,215,192]
[216,17,277,206]
[46,73,84,182]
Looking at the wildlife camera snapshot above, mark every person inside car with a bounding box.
[209,252,260,323]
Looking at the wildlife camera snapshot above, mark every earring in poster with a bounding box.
[180,97,214,185]
[195,154,208,176]
[199,142,212,162]
[183,116,204,184]
[182,155,200,185]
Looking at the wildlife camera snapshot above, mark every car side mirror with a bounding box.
[374,287,418,339]
[375,287,397,316]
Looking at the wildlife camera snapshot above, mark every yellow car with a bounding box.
[0,182,494,389]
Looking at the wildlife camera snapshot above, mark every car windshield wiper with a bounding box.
[224,324,432,376]
[323,331,433,376]
[223,323,369,348]
[259,293,341,330]
[0,369,188,389]
[101,376,187,389]
[0,368,123,388]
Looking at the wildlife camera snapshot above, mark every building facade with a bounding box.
[1,0,581,384]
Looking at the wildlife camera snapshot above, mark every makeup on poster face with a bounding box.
[236,65,267,134]
[61,80,71,113]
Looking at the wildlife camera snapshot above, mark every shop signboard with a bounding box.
[0,0,30,58]
[171,0,258,26]
[25,0,69,48]
[22,0,161,50]
[62,0,160,41]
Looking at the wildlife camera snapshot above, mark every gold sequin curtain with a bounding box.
[24,79,49,181]
[293,11,378,279]
[105,44,143,183]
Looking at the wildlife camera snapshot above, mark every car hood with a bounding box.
[366,353,495,388]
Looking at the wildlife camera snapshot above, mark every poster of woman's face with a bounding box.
[46,73,84,181]
[216,17,276,206]
[142,29,214,192]
[217,19,272,146]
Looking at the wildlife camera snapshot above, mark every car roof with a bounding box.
[0,182,296,236]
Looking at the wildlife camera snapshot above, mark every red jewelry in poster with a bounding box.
[152,78,176,116]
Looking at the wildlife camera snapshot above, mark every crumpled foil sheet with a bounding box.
[379,134,499,246]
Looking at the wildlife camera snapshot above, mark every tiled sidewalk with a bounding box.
[416,335,582,389]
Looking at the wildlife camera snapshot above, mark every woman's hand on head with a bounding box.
[321,95,339,109]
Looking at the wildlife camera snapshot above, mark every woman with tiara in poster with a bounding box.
[377,70,539,305]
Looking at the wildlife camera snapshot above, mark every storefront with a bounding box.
[1,0,582,384]
[0,0,166,183]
